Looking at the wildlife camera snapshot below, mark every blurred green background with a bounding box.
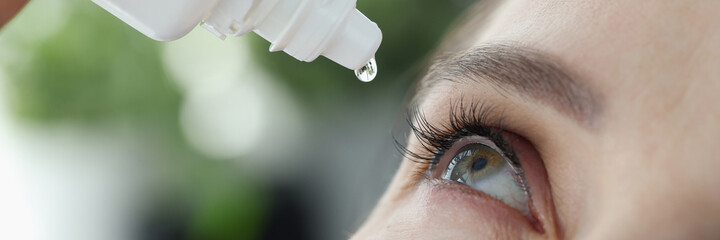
[0,0,473,239]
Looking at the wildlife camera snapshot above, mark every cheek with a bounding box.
[366,182,539,239]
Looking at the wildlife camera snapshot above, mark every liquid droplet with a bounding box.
[355,58,377,82]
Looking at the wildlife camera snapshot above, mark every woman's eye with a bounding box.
[438,138,530,215]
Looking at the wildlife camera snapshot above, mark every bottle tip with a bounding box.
[323,9,382,71]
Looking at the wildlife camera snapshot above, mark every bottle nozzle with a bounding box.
[204,0,382,71]
[322,9,382,70]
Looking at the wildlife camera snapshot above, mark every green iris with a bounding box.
[445,143,506,184]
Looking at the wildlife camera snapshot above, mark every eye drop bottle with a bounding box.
[92,0,382,76]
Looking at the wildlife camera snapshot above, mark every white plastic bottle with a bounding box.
[92,0,382,80]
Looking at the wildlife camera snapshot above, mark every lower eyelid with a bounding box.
[419,178,539,230]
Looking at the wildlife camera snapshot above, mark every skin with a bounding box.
[354,0,720,239]
[0,0,28,29]
[2,0,718,238]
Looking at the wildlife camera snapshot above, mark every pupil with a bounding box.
[471,157,488,171]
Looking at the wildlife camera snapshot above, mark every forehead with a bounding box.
[461,0,720,129]
[473,0,720,92]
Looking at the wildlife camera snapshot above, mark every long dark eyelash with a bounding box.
[394,99,520,168]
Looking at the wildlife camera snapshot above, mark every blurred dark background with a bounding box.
[0,0,473,239]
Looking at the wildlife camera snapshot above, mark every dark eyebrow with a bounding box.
[418,43,602,127]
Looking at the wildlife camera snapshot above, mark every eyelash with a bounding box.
[394,100,526,183]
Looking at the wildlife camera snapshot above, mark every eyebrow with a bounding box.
[418,43,602,127]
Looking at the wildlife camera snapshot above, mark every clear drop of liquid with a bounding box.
[355,58,377,82]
